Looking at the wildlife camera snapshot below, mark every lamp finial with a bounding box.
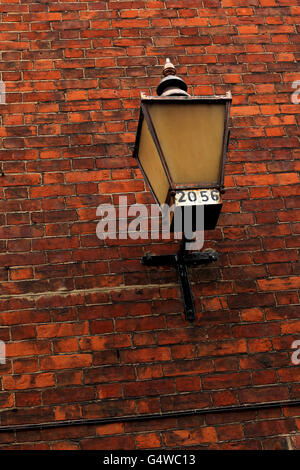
[163,58,176,77]
[156,58,189,97]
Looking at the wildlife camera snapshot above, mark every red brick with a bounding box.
[6,341,51,358]
[164,427,218,446]
[121,347,171,364]
[239,386,289,404]
[43,386,95,405]
[30,184,75,198]
[15,391,41,408]
[124,379,175,397]
[258,277,300,291]
[99,180,144,193]
[96,423,124,436]
[3,373,55,390]
[2,174,40,186]
[36,322,88,339]
[280,320,300,334]
[40,354,92,371]
[10,267,33,281]
[136,432,161,449]
[217,424,244,441]
[244,419,295,438]
[80,436,135,450]
[202,372,251,390]
[97,384,123,400]
[241,308,264,322]
[84,366,135,385]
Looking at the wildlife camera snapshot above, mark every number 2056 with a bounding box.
[175,189,221,206]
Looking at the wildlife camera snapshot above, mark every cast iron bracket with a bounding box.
[142,242,218,322]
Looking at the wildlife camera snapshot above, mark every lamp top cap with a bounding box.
[156,58,189,97]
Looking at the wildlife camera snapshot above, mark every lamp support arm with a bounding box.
[141,240,218,322]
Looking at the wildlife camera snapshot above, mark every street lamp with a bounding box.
[133,59,232,322]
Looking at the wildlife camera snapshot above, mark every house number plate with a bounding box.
[175,189,221,206]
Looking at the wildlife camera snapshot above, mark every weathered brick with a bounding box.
[164,427,218,446]
[3,373,55,391]
[40,354,92,371]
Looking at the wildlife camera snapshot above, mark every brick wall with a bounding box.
[0,0,299,450]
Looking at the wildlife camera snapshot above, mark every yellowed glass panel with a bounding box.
[138,119,170,205]
[148,103,225,185]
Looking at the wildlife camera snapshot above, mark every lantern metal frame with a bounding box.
[133,93,232,206]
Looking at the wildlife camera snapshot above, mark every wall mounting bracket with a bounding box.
[142,241,218,322]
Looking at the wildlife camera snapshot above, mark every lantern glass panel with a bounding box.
[138,118,170,205]
[147,102,226,186]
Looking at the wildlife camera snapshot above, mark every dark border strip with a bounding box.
[0,399,300,433]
